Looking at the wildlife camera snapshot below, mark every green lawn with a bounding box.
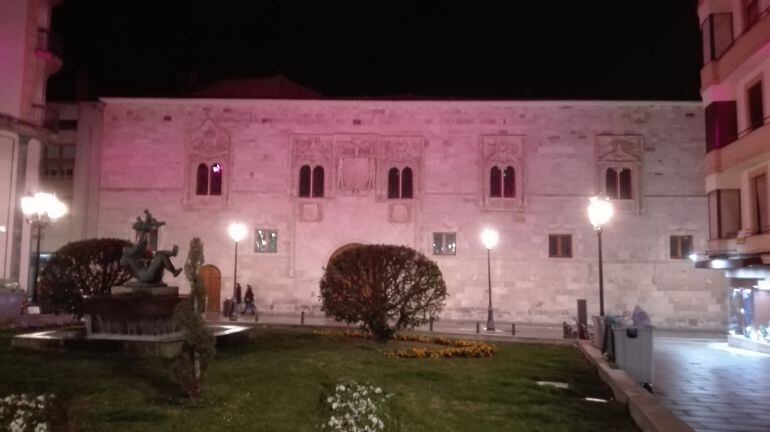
[0,328,637,431]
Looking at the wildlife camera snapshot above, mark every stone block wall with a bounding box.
[95,99,727,329]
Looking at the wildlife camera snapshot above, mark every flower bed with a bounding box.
[320,382,391,432]
[314,330,497,359]
[0,393,54,432]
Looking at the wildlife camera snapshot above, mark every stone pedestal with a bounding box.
[83,286,185,339]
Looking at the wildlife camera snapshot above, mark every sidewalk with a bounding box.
[206,312,566,340]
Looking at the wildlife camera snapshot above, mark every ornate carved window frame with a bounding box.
[291,135,334,199]
[376,136,424,201]
[595,135,643,213]
[184,119,232,208]
[479,134,525,210]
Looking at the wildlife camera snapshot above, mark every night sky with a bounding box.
[47,0,702,101]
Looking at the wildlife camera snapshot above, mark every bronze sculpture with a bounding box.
[121,210,182,286]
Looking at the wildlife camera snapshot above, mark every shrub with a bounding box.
[172,237,215,399]
[319,244,448,342]
[38,238,132,317]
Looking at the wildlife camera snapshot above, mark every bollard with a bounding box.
[301,311,305,326]
[511,323,516,336]
[429,317,434,332]
[577,299,588,340]
[476,322,480,334]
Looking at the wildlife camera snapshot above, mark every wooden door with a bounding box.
[199,265,221,313]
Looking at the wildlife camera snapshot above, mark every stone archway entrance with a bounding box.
[327,243,364,266]
[199,264,221,313]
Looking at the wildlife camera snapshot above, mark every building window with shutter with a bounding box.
[548,234,572,258]
[753,173,768,234]
[670,235,693,259]
[748,80,764,131]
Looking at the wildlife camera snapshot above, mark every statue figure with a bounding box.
[121,210,182,286]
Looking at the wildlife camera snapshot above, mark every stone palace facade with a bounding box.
[83,98,726,329]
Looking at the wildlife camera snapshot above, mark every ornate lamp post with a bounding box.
[228,222,247,318]
[587,196,614,316]
[20,192,67,305]
[481,228,499,332]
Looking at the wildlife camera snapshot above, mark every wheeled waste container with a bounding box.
[611,325,653,387]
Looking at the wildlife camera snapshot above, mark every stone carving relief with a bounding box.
[291,135,334,198]
[376,135,425,200]
[189,119,231,159]
[336,137,376,194]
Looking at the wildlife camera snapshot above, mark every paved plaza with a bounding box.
[655,336,770,432]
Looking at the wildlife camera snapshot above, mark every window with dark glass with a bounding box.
[210,163,223,196]
[255,229,278,253]
[503,166,515,197]
[745,0,760,30]
[401,167,413,199]
[705,101,738,152]
[489,166,501,198]
[196,163,209,195]
[670,235,693,259]
[388,168,400,199]
[606,168,632,199]
[548,234,572,258]
[387,167,413,199]
[489,165,515,198]
[299,165,311,197]
[708,189,742,239]
[312,166,324,197]
[433,232,457,256]
[748,80,764,131]
[754,173,768,234]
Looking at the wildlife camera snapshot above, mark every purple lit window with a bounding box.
[312,166,324,197]
[605,168,631,200]
[299,165,311,197]
[196,163,209,195]
[490,167,502,197]
[210,163,222,196]
[388,168,400,198]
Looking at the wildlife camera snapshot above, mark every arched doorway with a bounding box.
[199,265,221,313]
[327,243,364,266]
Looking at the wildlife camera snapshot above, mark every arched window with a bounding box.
[210,163,223,196]
[503,166,515,198]
[619,168,632,199]
[605,168,618,199]
[388,168,400,199]
[312,166,325,197]
[196,163,209,195]
[401,167,413,199]
[490,167,502,197]
[299,165,311,197]
[605,167,632,200]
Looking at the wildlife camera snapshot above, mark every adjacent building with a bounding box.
[74,98,727,329]
[697,0,770,351]
[0,0,62,290]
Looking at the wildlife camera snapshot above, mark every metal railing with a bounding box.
[31,104,59,132]
[36,28,62,59]
[736,114,770,139]
[706,6,770,64]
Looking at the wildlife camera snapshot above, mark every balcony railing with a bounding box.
[36,28,62,60]
[706,6,770,64]
[31,104,59,132]
[737,114,770,139]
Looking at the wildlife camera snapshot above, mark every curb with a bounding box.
[577,340,693,432]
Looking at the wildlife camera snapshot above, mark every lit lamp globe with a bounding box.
[481,228,499,250]
[228,222,248,242]
[587,196,613,230]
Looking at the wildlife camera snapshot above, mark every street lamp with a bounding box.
[20,192,67,305]
[587,196,614,316]
[481,228,499,332]
[228,222,247,318]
